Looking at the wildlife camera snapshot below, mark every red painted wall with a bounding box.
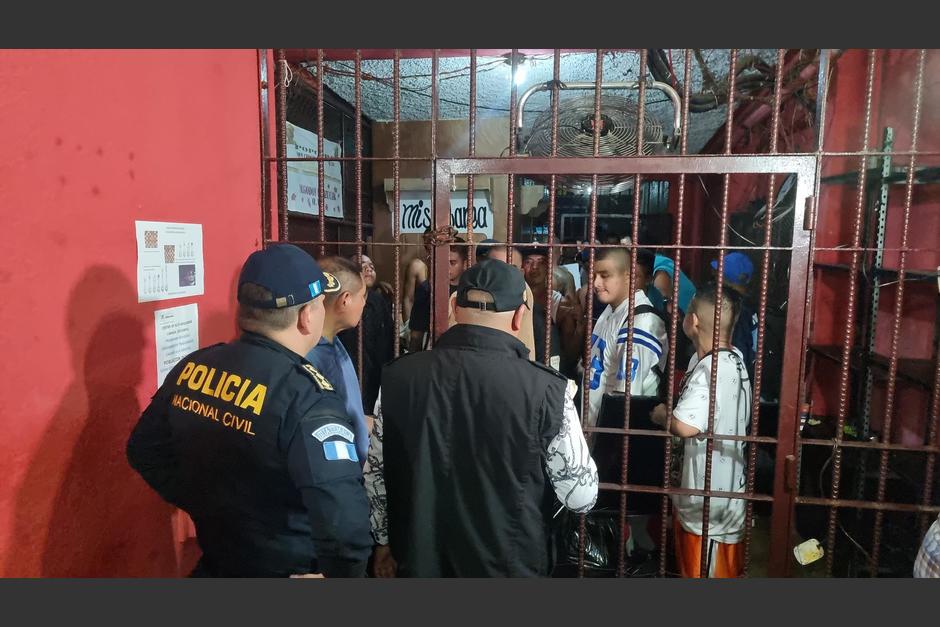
[689,49,938,446]
[808,49,939,443]
[0,50,264,576]
[693,50,818,282]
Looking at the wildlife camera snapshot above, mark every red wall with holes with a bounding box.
[0,50,264,576]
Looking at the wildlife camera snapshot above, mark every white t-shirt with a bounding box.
[671,348,752,543]
[587,290,668,427]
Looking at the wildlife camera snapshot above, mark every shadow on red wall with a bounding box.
[6,266,178,577]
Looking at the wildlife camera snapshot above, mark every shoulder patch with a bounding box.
[312,423,354,442]
[300,363,334,391]
[323,440,358,462]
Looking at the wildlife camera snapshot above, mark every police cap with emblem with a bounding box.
[455,259,528,312]
[238,243,341,309]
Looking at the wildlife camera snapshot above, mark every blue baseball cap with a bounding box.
[711,252,754,286]
[238,244,340,309]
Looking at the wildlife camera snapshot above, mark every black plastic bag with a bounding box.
[554,508,623,575]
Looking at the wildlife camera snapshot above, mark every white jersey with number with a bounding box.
[587,290,668,427]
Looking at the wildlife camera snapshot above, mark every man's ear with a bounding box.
[296,302,312,335]
[511,304,526,331]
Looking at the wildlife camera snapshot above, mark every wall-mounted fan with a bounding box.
[517,81,682,193]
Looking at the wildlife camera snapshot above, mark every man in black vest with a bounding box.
[127,244,372,577]
[366,259,598,577]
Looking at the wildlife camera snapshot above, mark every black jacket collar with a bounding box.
[240,331,305,363]
[435,324,529,359]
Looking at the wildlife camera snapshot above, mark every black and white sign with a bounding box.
[398,191,494,238]
[286,122,344,219]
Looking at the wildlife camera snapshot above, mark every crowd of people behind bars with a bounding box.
[126,231,940,578]
[370,233,763,576]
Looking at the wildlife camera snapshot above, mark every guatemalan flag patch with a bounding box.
[323,440,359,462]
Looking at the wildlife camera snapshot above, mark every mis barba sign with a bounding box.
[397,191,494,239]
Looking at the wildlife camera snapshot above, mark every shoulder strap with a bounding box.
[634,303,668,326]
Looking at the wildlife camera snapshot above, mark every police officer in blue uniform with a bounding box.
[127,244,372,577]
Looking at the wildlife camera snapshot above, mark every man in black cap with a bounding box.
[470,239,536,359]
[365,259,598,577]
[127,244,372,577]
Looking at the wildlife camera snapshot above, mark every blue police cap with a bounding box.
[238,244,340,309]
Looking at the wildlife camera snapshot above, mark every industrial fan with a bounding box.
[517,82,681,193]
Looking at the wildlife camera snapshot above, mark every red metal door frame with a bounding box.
[434,154,817,576]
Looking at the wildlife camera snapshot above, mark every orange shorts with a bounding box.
[673,517,744,578]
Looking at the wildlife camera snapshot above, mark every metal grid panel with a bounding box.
[260,48,940,578]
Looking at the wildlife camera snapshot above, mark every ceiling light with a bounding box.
[502,52,529,87]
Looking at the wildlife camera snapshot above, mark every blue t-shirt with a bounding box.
[653,255,696,314]
[306,336,369,465]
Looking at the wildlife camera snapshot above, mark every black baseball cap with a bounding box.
[456,259,527,312]
[238,244,340,309]
[520,243,549,259]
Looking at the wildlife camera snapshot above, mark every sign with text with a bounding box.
[286,122,344,219]
[154,303,199,388]
[398,190,494,238]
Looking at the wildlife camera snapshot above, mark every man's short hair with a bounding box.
[319,256,363,303]
[635,248,656,274]
[690,282,741,337]
[595,246,632,271]
[237,282,305,333]
[451,236,468,261]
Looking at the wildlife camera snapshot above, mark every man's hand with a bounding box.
[650,403,669,428]
[650,404,701,439]
[290,573,325,578]
[373,545,397,578]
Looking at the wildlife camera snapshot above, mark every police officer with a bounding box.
[366,259,599,577]
[127,244,372,577]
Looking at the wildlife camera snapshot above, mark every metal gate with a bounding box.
[260,48,940,577]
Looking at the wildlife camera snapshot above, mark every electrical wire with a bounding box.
[818,452,876,566]
[317,61,531,114]
[696,177,761,246]
[317,57,684,117]
[875,274,940,288]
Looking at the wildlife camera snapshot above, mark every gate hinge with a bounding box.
[803,195,817,231]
